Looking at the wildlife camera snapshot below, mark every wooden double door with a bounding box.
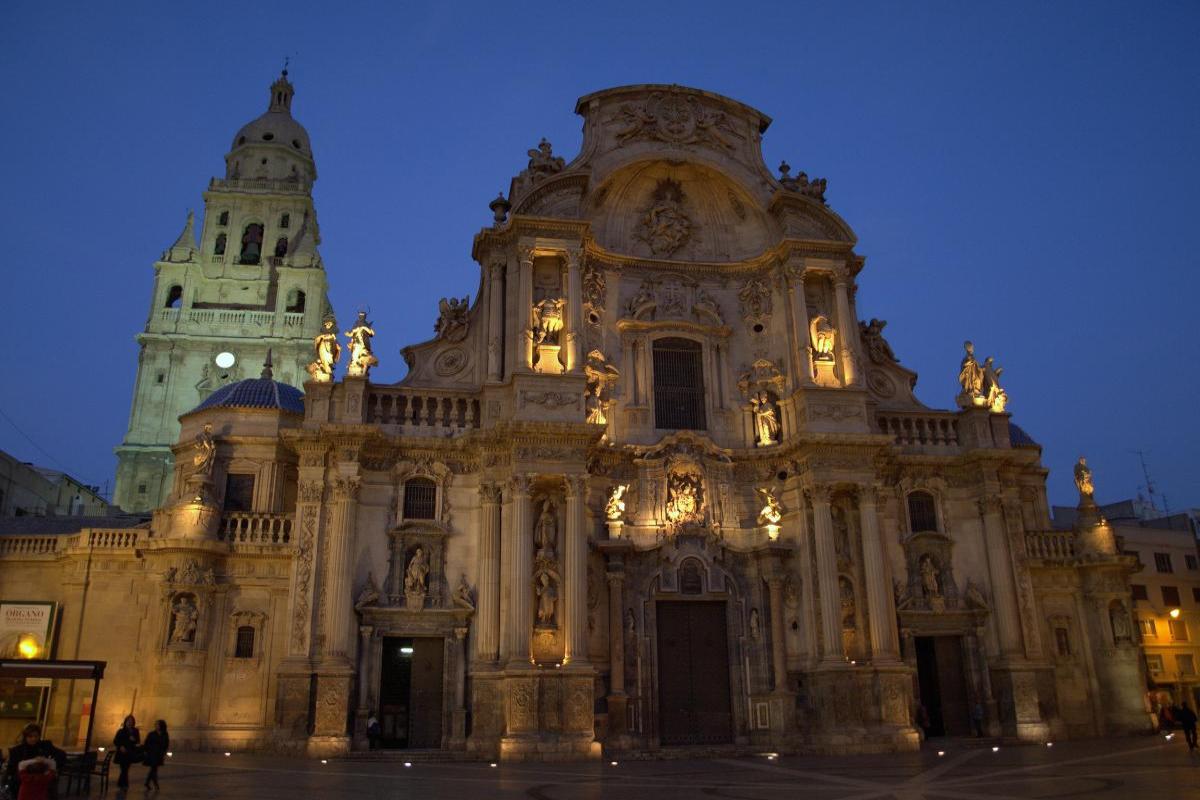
[656,601,733,745]
[378,637,444,749]
[915,635,971,737]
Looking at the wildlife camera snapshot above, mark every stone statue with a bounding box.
[749,608,762,640]
[355,572,381,609]
[1071,457,1094,502]
[534,500,558,561]
[306,317,341,382]
[982,357,1007,413]
[859,318,897,364]
[957,341,985,406]
[585,381,606,425]
[756,488,782,526]
[525,138,565,178]
[627,281,656,316]
[453,574,474,610]
[750,391,780,446]
[584,350,620,425]
[404,547,429,597]
[964,581,988,611]
[832,506,851,563]
[535,572,557,625]
[170,596,198,643]
[839,578,856,629]
[192,423,216,478]
[810,315,836,361]
[919,555,941,599]
[344,311,379,378]
[1110,602,1132,644]
[625,608,636,641]
[532,296,564,345]
[434,296,470,342]
[605,484,628,521]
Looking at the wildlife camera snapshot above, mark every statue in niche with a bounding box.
[404,547,429,603]
[839,578,856,629]
[627,280,656,316]
[525,138,565,178]
[964,580,988,611]
[344,311,379,378]
[1110,602,1132,644]
[957,341,985,407]
[750,391,780,446]
[584,350,619,425]
[831,506,851,564]
[434,296,470,342]
[756,488,782,526]
[585,381,606,424]
[535,572,557,626]
[810,315,836,361]
[605,484,628,521]
[532,295,564,345]
[306,317,341,383]
[634,179,692,257]
[749,608,762,640]
[982,357,1007,413]
[919,555,942,599]
[534,500,558,562]
[693,287,721,321]
[453,574,475,610]
[191,423,216,479]
[170,596,199,643]
[1074,456,1095,500]
[859,318,897,364]
[355,572,381,609]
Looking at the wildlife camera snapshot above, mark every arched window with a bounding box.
[239,224,263,264]
[217,210,229,226]
[235,626,255,658]
[652,338,706,430]
[403,478,437,520]
[285,289,306,313]
[908,491,938,533]
[214,233,226,256]
[280,213,290,229]
[274,237,288,257]
[164,285,183,309]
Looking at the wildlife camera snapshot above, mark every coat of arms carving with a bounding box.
[665,469,705,526]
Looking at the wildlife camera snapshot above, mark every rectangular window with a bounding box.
[652,338,707,431]
[1170,619,1189,642]
[234,626,255,658]
[1179,654,1197,676]
[1146,654,1164,673]
[1131,584,1148,601]
[1188,555,1198,571]
[1193,587,1200,604]
[402,479,437,520]
[224,474,255,512]
[1162,586,1182,607]
[1138,619,1157,638]
[1054,627,1071,656]
[1155,552,1173,573]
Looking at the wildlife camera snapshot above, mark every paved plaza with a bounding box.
[83,736,1199,799]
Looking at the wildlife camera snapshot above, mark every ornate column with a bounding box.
[353,624,373,747]
[766,575,789,690]
[858,486,899,661]
[451,626,469,744]
[564,249,583,374]
[602,544,632,738]
[564,475,589,665]
[517,247,535,372]
[787,265,814,385]
[831,269,859,386]
[808,485,844,662]
[504,474,533,666]
[487,260,505,381]
[980,497,1022,655]
[322,473,361,662]
[475,483,502,663]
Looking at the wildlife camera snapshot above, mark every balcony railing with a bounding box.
[86,529,141,549]
[365,387,481,432]
[1025,530,1077,561]
[0,528,142,558]
[208,177,311,194]
[219,512,293,545]
[0,536,60,557]
[876,412,960,449]
[153,308,300,332]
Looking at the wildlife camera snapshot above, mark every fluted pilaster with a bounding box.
[564,475,588,664]
[808,484,844,662]
[504,474,533,665]
[858,485,899,661]
[475,482,503,662]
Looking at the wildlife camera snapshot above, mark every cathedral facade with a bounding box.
[0,82,1149,758]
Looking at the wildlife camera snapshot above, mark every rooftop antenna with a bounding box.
[1133,449,1165,515]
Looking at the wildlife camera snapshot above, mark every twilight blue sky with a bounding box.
[1,1,1197,512]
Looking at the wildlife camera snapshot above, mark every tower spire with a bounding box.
[269,69,294,114]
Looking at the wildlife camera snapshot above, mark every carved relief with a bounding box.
[737,276,773,324]
[433,346,469,377]
[434,296,469,342]
[633,179,692,257]
[859,318,897,364]
[520,391,580,410]
[612,91,736,150]
[665,466,705,527]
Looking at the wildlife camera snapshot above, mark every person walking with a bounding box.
[366,713,381,751]
[1178,701,1198,751]
[143,720,169,790]
[970,702,985,738]
[3,724,66,797]
[113,714,141,789]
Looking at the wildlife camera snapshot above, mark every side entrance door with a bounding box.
[656,600,733,745]
[379,637,445,749]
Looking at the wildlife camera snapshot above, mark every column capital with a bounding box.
[358,625,373,639]
[479,481,503,505]
[565,474,587,498]
[331,476,361,501]
[803,482,833,505]
[488,260,506,280]
[508,473,532,497]
[518,245,536,265]
[856,483,881,506]
[978,495,1004,515]
[564,247,583,269]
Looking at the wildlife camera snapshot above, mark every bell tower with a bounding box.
[113,70,333,512]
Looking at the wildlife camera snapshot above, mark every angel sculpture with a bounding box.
[344,311,379,378]
[306,317,340,382]
[756,488,783,527]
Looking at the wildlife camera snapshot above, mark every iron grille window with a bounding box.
[653,338,706,431]
[1162,586,1181,607]
[1131,584,1148,601]
[907,491,938,533]
[1155,552,1173,573]
[235,626,255,658]
[224,474,255,512]
[403,478,437,520]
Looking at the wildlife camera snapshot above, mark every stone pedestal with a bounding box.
[497,667,600,761]
[306,669,354,756]
[533,344,564,374]
[990,664,1049,742]
[606,520,624,539]
[812,358,838,388]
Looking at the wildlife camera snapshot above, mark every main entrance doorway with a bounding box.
[379,637,444,748]
[656,601,733,745]
[914,635,970,737]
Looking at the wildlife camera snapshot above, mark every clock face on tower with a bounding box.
[215,352,236,369]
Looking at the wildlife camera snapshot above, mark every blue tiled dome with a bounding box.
[191,376,304,416]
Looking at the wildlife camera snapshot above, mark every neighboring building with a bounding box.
[0,449,111,517]
[1,84,1149,758]
[1056,502,1200,710]
[112,70,333,513]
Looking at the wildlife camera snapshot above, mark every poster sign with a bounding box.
[0,601,57,719]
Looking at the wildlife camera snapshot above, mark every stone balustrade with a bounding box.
[1025,530,1077,562]
[0,536,61,557]
[876,411,960,449]
[219,512,294,544]
[365,387,481,433]
[208,177,312,194]
[0,528,142,558]
[153,308,302,334]
[86,529,141,549]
